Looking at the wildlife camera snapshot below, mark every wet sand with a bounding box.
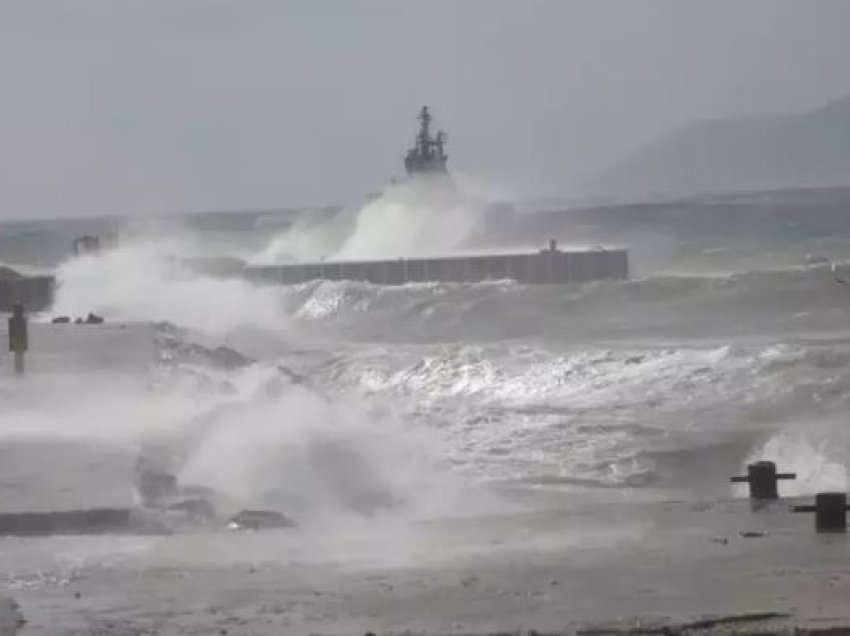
[2,325,849,634]
[3,496,850,635]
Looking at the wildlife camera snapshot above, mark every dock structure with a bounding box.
[244,242,628,286]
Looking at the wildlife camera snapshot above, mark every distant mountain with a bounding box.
[584,94,850,199]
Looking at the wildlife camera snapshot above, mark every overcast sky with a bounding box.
[2,0,850,218]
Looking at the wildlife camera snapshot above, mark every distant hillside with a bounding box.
[584,94,850,198]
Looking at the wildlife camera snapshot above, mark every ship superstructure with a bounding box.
[404,106,448,176]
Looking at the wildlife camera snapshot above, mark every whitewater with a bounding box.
[3,185,850,633]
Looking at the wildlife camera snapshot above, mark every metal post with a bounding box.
[794,492,850,533]
[7,302,28,375]
[730,461,796,500]
[12,352,24,375]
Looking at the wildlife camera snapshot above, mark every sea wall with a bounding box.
[244,248,629,286]
[0,249,628,316]
[0,275,54,312]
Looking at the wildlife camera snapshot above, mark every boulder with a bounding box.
[227,509,297,531]
[135,469,178,507]
[805,254,831,266]
[166,498,217,522]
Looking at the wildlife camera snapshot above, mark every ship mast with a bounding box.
[417,106,432,157]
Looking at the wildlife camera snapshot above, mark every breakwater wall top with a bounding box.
[244,243,628,286]
[1,244,629,316]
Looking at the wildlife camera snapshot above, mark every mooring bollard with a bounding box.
[793,492,850,533]
[7,302,28,375]
[730,461,796,500]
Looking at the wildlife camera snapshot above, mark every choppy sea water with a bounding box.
[2,187,850,630]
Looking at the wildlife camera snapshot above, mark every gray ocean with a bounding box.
[1,185,850,625]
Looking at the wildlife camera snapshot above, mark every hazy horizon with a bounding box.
[2,0,850,219]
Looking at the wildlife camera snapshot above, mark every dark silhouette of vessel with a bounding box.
[238,106,630,286]
[404,106,448,176]
[9,106,629,304]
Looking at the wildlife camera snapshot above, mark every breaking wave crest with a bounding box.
[274,261,850,342]
[51,241,288,334]
[49,232,850,343]
[306,339,850,493]
[251,177,488,265]
[39,238,850,503]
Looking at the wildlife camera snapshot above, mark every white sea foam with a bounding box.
[51,239,287,335]
[250,176,488,265]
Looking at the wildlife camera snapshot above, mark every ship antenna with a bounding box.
[419,106,431,134]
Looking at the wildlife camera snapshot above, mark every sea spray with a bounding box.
[0,329,472,527]
[744,424,849,497]
[333,177,487,260]
[52,239,287,334]
[249,207,349,264]
[250,176,488,265]
[22,220,850,517]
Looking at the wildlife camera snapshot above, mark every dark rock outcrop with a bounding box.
[166,498,217,522]
[135,469,178,507]
[227,510,297,530]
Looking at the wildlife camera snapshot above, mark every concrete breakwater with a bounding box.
[0,245,629,315]
[0,272,54,312]
[244,245,629,286]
